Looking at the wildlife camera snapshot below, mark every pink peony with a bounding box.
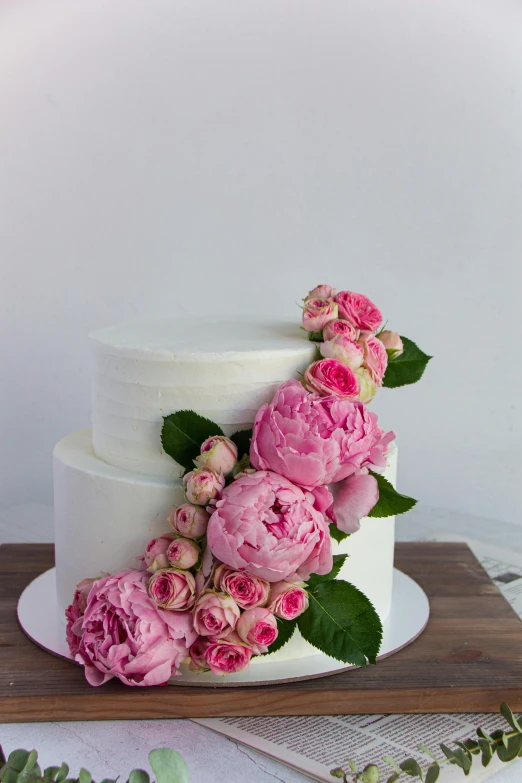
[323,319,359,342]
[378,330,404,358]
[74,569,196,686]
[214,564,270,609]
[268,581,309,620]
[360,334,388,385]
[307,284,337,299]
[144,534,175,573]
[304,359,360,399]
[194,436,238,475]
[320,335,364,370]
[335,290,383,332]
[193,589,240,637]
[236,607,278,654]
[302,298,339,332]
[65,577,97,656]
[250,380,394,487]
[204,632,253,675]
[168,504,209,539]
[329,473,380,533]
[148,568,196,611]
[167,537,200,570]
[183,468,225,506]
[207,470,332,582]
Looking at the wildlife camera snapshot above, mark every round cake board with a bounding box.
[18,567,429,687]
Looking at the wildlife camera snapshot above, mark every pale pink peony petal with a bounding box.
[330,473,379,534]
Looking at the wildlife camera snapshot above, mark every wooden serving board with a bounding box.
[1,542,522,722]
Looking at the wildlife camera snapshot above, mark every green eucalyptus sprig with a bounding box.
[330,703,522,782]
[0,749,189,783]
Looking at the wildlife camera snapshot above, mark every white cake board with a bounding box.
[18,567,429,687]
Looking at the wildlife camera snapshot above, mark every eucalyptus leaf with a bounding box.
[359,764,380,783]
[382,757,402,775]
[161,411,223,471]
[148,749,189,783]
[382,336,432,388]
[42,768,61,782]
[399,758,423,778]
[7,754,30,774]
[307,555,347,588]
[425,764,440,783]
[368,472,416,518]
[54,765,69,783]
[418,745,438,762]
[501,702,522,733]
[78,770,91,783]
[329,524,350,544]
[128,770,150,783]
[497,734,522,763]
[229,429,253,460]
[477,739,494,767]
[22,754,38,774]
[386,774,400,783]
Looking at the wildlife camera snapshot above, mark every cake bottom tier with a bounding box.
[54,430,396,664]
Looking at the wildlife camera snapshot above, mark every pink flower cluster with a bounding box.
[302,285,404,403]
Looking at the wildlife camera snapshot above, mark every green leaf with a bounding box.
[308,330,323,342]
[500,703,522,733]
[368,471,417,518]
[456,740,480,756]
[425,765,440,783]
[307,555,347,588]
[383,757,402,775]
[43,769,61,782]
[230,429,253,460]
[54,765,69,783]
[359,765,380,783]
[161,411,224,470]
[399,758,423,778]
[386,775,400,783]
[477,739,494,767]
[418,745,438,762]
[262,618,298,655]
[7,754,29,774]
[128,771,150,783]
[329,524,350,544]
[148,749,190,783]
[497,734,522,762]
[78,771,91,783]
[382,336,432,389]
[297,580,382,666]
[329,768,346,780]
[99,779,118,783]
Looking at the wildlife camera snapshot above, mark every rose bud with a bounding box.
[359,334,388,385]
[214,564,270,609]
[302,298,338,332]
[236,607,278,654]
[167,537,201,570]
[144,534,174,573]
[307,284,337,300]
[320,335,364,370]
[204,632,253,675]
[323,318,359,342]
[188,637,211,672]
[304,358,360,399]
[193,589,240,637]
[183,467,225,506]
[168,504,210,539]
[148,568,196,611]
[354,367,378,403]
[194,435,238,475]
[378,330,404,359]
[268,581,309,620]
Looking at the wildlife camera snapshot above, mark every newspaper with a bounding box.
[194,534,522,782]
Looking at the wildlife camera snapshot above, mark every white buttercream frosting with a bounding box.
[90,318,317,477]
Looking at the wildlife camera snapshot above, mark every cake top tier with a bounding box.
[89,318,312,362]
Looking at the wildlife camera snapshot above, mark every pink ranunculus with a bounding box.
[65,577,97,656]
[167,537,201,570]
[307,284,338,300]
[207,470,332,582]
[168,504,209,539]
[193,589,240,637]
[378,330,404,358]
[194,435,238,475]
[236,607,278,654]
[183,468,225,506]
[74,569,196,686]
[354,367,378,403]
[334,290,383,332]
[204,632,253,676]
[329,473,380,533]
[323,319,359,342]
[188,636,211,671]
[304,359,360,399]
[148,568,196,611]
[268,581,309,620]
[250,380,395,487]
[214,564,270,609]
[144,534,175,573]
[320,336,364,370]
[360,334,388,385]
[302,298,339,332]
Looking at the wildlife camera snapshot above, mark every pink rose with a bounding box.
[354,367,378,403]
[307,284,337,299]
[378,330,404,358]
[144,534,175,573]
[74,569,196,686]
[268,581,309,620]
[167,537,201,570]
[148,568,196,611]
[250,380,395,486]
[360,334,388,385]
[320,336,364,370]
[214,564,270,609]
[183,468,225,506]
[65,577,97,656]
[168,504,209,539]
[207,470,332,582]
[302,298,339,332]
[193,589,240,637]
[323,319,359,342]
[188,637,211,671]
[194,435,238,475]
[236,607,278,654]
[304,359,360,399]
[204,632,253,675]
[334,290,383,332]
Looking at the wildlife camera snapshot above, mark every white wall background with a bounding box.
[1,0,521,525]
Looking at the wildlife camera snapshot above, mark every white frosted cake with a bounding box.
[54,317,398,667]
